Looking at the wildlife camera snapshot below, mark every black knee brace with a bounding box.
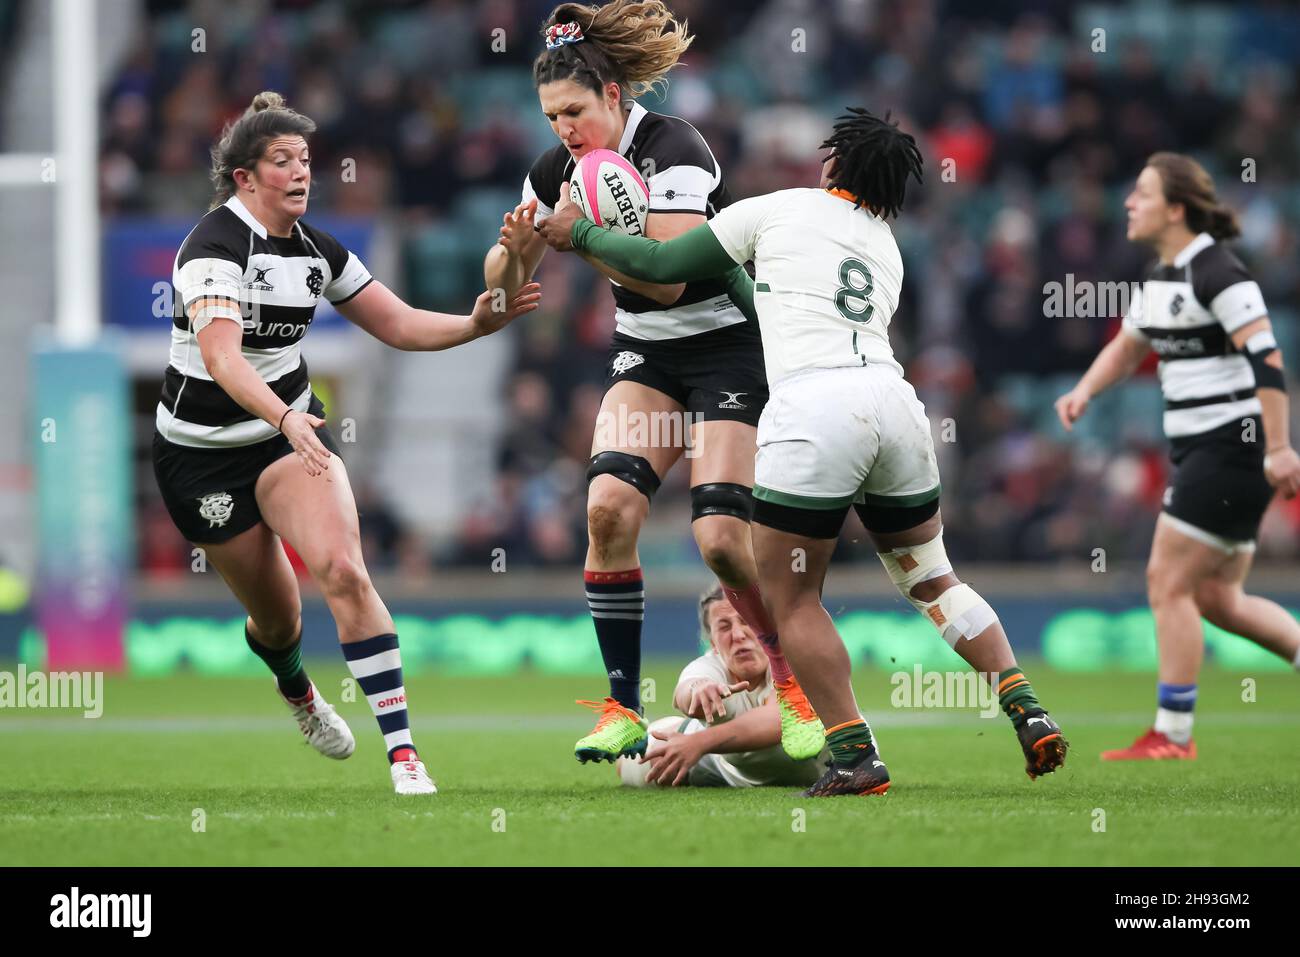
[587,451,661,501]
[690,482,754,522]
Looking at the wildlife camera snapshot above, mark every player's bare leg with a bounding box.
[690,420,824,759]
[1106,514,1295,761]
[1195,548,1300,664]
[753,523,888,795]
[575,381,684,763]
[256,453,432,793]
[864,509,1066,778]
[202,520,355,761]
[1103,516,1221,761]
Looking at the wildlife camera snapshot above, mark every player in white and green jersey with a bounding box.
[538,108,1069,795]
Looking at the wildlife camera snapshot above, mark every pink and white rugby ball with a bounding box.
[569,148,650,236]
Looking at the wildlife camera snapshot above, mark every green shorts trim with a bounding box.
[753,485,855,510]
[756,483,941,511]
[856,485,942,509]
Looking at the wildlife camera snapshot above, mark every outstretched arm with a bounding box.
[567,216,740,284]
[1055,328,1150,432]
[537,203,756,320]
[337,279,541,351]
[485,197,548,303]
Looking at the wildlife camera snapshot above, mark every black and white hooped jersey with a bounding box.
[522,100,749,341]
[156,195,372,448]
[1122,232,1269,439]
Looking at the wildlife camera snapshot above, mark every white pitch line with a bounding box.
[0,711,1298,733]
[1,805,1296,826]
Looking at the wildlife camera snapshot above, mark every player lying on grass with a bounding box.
[618,584,831,788]
[539,107,1068,795]
[152,92,540,795]
[1057,153,1300,761]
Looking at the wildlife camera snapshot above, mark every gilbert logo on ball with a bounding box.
[569,149,650,236]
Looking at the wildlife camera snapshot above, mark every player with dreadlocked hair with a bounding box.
[539,107,1070,795]
[820,107,923,219]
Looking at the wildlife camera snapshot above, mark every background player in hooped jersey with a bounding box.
[486,0,825,766]
[616,584,830,790]
[539,108,1070,796]
[152,92,540,794]
[1057,153,1300,760]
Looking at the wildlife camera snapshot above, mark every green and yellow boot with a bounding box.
[775,677,826,761]
[574,697,648,764]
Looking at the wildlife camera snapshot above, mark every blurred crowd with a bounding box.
[107,0,1300,575]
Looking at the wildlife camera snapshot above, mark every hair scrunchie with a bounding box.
[544,21,585,49]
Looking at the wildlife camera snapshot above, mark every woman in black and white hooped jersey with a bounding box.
[1057,152,1300,761]
[153,91,540,794]
[485,1,826,767]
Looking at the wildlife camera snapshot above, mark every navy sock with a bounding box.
[245,623,310,699]
[1157,682,1198,713]
[585,568,644,712]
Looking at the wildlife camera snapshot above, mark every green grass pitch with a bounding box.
[1,664,1297,866]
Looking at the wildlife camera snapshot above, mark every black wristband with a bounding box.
[278,408,293,433]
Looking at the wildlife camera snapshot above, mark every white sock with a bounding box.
[1154,707,1194,745]
[1292,645,1300,669]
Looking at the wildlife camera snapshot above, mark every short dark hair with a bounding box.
[820,107,923,220]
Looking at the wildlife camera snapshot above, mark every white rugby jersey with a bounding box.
[1121,232,1269,439]
[157,195,372,447]
[523,101,751,341]
[706,187,905,386]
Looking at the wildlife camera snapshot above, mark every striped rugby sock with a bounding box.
[585,568,644,713]
[342,633,417,763]
[997,668,1042,729]
[825,718,876,767]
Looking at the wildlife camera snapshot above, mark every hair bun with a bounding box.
[250,91,285,113]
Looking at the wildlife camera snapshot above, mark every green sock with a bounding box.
[998,668,1041,729]
[245,623,310,699]
[826,719,876,767]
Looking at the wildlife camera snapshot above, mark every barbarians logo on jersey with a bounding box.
[305,265,324,297]
[197,491,234,528]
[1170,292,1185,316]
[718,391,748,410]
[611,351,645,375]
